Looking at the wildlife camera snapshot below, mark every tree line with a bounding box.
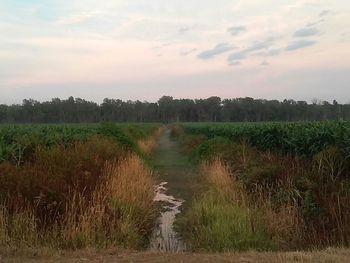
[0,96,349,123]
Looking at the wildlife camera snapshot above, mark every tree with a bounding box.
[0,96,348,124]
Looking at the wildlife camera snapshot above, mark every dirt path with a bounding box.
[5,248,350,262]
[152,129,199,204]
[149,129,200,252]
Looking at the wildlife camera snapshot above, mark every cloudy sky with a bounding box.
[0,0,349,104]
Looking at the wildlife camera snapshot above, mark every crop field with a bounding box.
[0,123,160,164]
[0,123,162,252]
[181,121,350,156]
[2,1,350,261]
[1,121,350,260]
[173,121,350,251]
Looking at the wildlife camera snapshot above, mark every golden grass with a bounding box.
[107,155,155,211]
[138,127,164,156]
[58,154,156,249]
[187,160,308,251]
[198,140,350,249]
[0,153,157,253]
[181,160,275,251]
[202,160,233,191]
[201,159,247,206]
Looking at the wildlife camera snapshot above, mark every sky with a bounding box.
[0,0,350,104]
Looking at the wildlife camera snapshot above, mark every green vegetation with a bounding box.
[0,123,161,253]
[182,121,350,156]
[174,122,350,251]
[1,96,350,124]
[1,121,350,254]
[180,161,275,251]
[153,130,200,207]
[0,123,160,164]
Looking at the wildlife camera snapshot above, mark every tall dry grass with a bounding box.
[182,158,324,251]
[201,160,248,206]
[0,138,157,252]
[58,154,156,249]
[252,183,306,249]
[138,127,164,156]
[200,142,350,249]
[181,160,276,251]
[250,147,350,248]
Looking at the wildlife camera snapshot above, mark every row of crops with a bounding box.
[0,123,162,251]
[176,122,350,249]
[181,122,350,157]
[0,123,160,164]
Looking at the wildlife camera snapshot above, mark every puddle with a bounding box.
[150,182,187,252]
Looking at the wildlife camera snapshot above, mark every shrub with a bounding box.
[0,138,156,250]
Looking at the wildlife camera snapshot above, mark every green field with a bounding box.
[0,121,350,256]
[0,123,160,164]
[181,121,350,156]
[172,121,350,251]
[0,123,161,252]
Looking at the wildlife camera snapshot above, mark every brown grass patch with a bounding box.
[0,138,157,252]
[138,127,164,156]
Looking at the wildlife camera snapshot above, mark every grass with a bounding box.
[138,127,164,156]
[152,129,201,205]
[58,154,156,249]
[0,134,158,255]
[174,123,350,250]
[180,160,276,252]
[1,125,350,260]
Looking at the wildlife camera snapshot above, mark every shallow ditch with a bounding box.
[149,182,187,252]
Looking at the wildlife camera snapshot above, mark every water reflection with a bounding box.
[150,182,186,252]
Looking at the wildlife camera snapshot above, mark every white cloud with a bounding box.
[1,0,350,102]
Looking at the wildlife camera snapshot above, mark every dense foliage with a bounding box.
[1,96,349,123]
[0,123,160,164]
[175,123,350,249]
[182,122,350,157]
[0,123,160,250]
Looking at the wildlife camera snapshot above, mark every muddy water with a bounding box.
[150,182,186,252]
[149,129,199,252]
